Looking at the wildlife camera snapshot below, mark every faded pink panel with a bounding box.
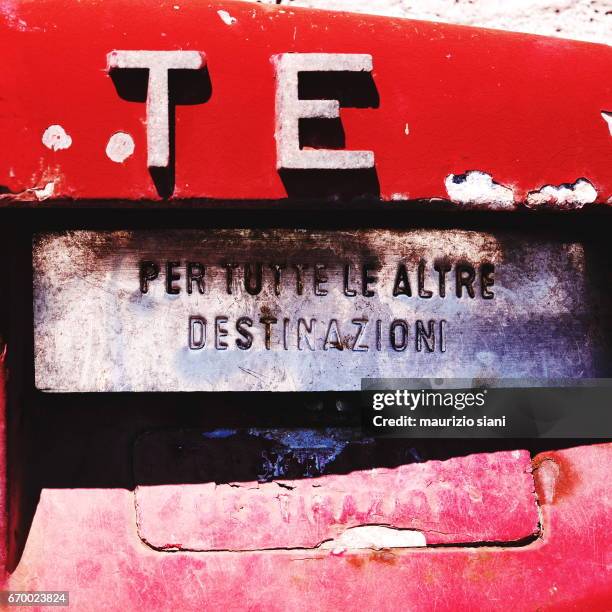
[135,449,538,549]
[7,444,612,610]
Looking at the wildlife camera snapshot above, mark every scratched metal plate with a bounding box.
[33,229,605,392]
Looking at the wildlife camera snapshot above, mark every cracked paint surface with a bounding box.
[602,111,612,136]
[444,171,515,210]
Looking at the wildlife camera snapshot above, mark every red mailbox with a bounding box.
[0,1,611,609]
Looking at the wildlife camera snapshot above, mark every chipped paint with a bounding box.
[526,178,597,210]
[105,132,135,163]
[321,526,426,550]
[444,171,515,210]
[248,428,352,478]
[31,180,54,201]
[533,457,560,505]
[0,171,59,201]
[41,124,72,151]
[217,9,237,25]
[600,111,612,136]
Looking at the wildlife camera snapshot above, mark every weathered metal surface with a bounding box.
[4,443,611,609]
[1,0,611,205]
[133,433,538,550]
[34,229,605,391]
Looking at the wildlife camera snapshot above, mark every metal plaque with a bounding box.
[33,229,605,392]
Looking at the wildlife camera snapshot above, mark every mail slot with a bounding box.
[0,1,611,610]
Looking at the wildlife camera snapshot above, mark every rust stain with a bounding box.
[422,566,438,585]
[368,550,397,565]
[259,304,275,318]
[346,555,365,569]
[341,335,354,350]
[342,551,398,568]
[290,574,307,588]
[533,452,579,505]
[463,551,498,583]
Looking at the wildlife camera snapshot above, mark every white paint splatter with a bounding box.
[526,178,597,210]
[106,132,135,163]
[601,111,612,136]
[404,123,410,135]
[217,9,237,25]
[321,526,426,550]
[42,125,72,151]
[32,181,55,201]
[445,171,515,209]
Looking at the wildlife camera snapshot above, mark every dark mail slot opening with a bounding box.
[16,388,592,563]
[133,426,541,551]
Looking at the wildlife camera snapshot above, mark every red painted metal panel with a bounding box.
[0,0,610,206]
[2,443,610,610]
